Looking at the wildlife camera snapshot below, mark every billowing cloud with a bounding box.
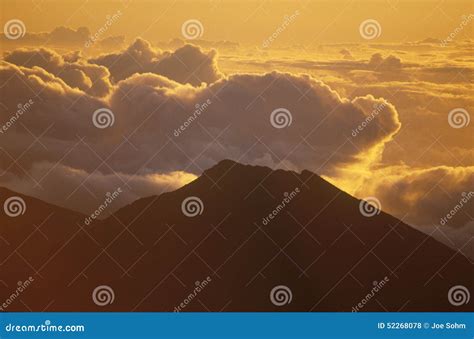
[0,61,105,138]
[90,38,222,85]
[105,71,400,175]
[4,48,112,97]
[0,47,401,214]
[0,161,196,215]
[358,165,474,228]
[97,35,126,50]
[356,165,474,259]
[1,62,400,175]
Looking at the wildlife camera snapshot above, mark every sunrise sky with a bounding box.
[1,0,473,43]
[0,0,473,257]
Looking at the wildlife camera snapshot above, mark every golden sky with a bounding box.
[1,0,473,44]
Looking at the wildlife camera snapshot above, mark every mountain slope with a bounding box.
[0,160,472,311]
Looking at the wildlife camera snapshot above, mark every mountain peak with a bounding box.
[207,159,259,171]
[1,161,472,312]
[204,159,310,181]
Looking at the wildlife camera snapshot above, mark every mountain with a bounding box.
[0,160,472,311]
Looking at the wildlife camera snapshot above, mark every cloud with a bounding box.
[357,165,474,229]
[1,26,90,47]
[368,53,402,69]
[89,38,222,85]
[97,35,126,50]
[0,51,401,214]
[355,165,474,259]
[0,61,105,146]
[339,48,353,60]
[0,26,126,53]
[0,162,196,215]
[158,38,240,51]
[4,48,112,97]
[106,71,400,174]
[229,52,408,79]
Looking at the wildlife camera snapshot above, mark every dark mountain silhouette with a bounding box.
[0,160,472,311]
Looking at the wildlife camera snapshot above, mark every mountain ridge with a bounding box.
[0,160,472,311]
